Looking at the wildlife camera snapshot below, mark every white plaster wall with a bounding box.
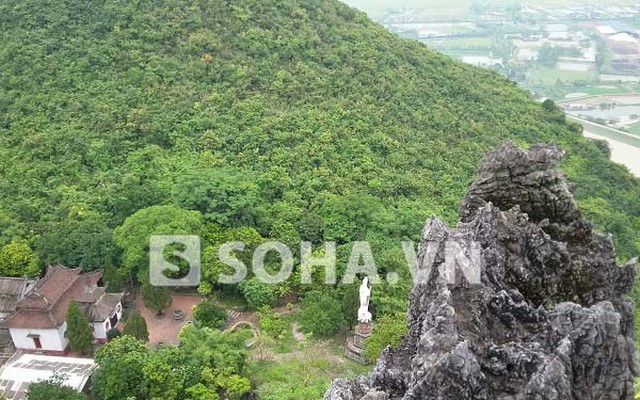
[93,321,107,339]
[93,301,123,339]
[10,322,68,351]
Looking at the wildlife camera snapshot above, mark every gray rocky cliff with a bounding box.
[326,141,638,400]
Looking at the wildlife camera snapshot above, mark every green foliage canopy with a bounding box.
[27,374,85,400]
[0,0,636,272]
[65,301,93,355]
[193,299,227,330]
[123,310,149,342]
[114,205,203,282]
[0,240,40,277]
[299,290,345,337]
[141,284,173,316]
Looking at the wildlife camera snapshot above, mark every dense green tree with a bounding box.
[35,217,118,271]
[141,284,172,316]
[239,277,277,310]
[27,374,85,400]
[199,225,265,297]
[65,301,93,355]
[0,209,24,246]
[92,329,252,400]
[142,347,186,400]
[322,193,390,244]
[0,240,41,277]
[172,168,266,228]
[114,206,203,282]
[179,325,252,398]
[201,367,251,400]
[193,300,227,330]
[179,325,251,374]
[299,290,345,337]
[92,336,149,400]
[123,310,149,342]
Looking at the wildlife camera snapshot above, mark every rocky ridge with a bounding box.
[326,141,638,400]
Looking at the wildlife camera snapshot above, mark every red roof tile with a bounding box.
[0,266,120,329]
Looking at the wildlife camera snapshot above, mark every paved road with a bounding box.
[563,115,639,177]
[581,129,640,177]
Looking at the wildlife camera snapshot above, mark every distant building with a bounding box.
[0,353,95,399]
[0,266,123,353]
[461,55,503,67]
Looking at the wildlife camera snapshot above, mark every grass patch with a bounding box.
[629,122,640,135]
[248,339,371,400]
[272,329,298,353]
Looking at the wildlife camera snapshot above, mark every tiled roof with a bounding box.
[0,278,35,298]
[85,293,124,322]
[0,266,122,329]
[0,278,36,315]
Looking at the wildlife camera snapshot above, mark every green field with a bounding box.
[422,36,492,48]
[551,85,639,101]
[630,122,640,135]
[531,68,596,86]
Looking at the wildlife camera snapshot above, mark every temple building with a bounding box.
[0,266,123,353]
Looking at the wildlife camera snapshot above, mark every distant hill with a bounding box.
[0,0,638,273]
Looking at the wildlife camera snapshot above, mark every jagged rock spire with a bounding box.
[326,142,638,400]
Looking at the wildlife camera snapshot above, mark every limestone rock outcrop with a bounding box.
[326,142,638,400]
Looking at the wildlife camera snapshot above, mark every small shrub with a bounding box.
[258,307,289,339]
[106,328,122,341]
[364,313,407,363]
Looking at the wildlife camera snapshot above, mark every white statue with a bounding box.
[357,277,372,324]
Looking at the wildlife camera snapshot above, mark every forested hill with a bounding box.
[0,0,638,278]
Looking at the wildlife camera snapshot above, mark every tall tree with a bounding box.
[35,216,118,272]
[141,284,172,316]
[92,336,149,400]
[0,240,41,277]
[113,205,203,282]
[341,283,360,329]
[123,310,149,342]
[65,301,93,355]
[172,167,266,227]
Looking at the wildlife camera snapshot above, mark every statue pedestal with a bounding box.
[345,322,373,364]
